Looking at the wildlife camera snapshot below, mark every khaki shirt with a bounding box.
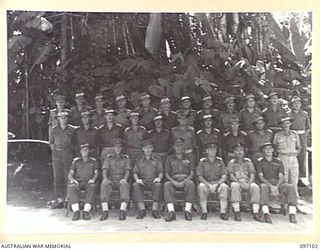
[102,154,131,180]
[196,156,226,182]
[71,157,98,181]
[273,130,301,155]
[247,129,273,153]
[227,158,255,183]
[133,155,163,181]
[124,126,147,149]
[165,154,195,182]
[256,157,284,186]
[240,107,262,132]
[49,124,76,151]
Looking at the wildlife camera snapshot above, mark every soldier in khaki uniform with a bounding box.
[100,138,131,221]
[240,93,262,133]
[219,96,240,133]
[124,111,147,164]
[290,96,311,187]
[158,97,177,131]
[132,140,163,219]
[91,94,106,127]
[197,141,229,220]
[257,142,298,224]
[195,96,220,130]
[134,92,158,130]
[70,92,91,126]
[114,95,131,128]
[48,94,68,138]
[163,138,196,222]
[227,143,261,222]
[67,143,99,221]
[49,110,76,209]
[177,96,197,127]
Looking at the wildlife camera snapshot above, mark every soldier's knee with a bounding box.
[220,183,229,191]
[260,183,269,190]
[198,183,206,190]
[250,183,260,190]
[153,182,162,189]
[185,180,195,188]
[164,181,173,189]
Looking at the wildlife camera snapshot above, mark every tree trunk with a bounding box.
[61,14,68,65]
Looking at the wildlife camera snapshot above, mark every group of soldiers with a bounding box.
[48,90,310,224]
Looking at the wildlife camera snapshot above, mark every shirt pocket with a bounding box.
[277,138,286,150]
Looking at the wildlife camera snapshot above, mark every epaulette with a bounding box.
[72,157,81,163]
[257,157,264,161]
[216,156,223,161]
[124,127,131,133]
[99,124,105,129]
[248,130,255,135]
[67,124,79,129]
[121,154,129,158]
[230,158,236,163]
[213,128,220,133]
[197,130,203,135]
[224,131,231,136]
[262,108,268,113]
[171,126,178,132]
[107,154,114,158]
[115,123,123,128]
[187,126,194,131]
[148,129,154,134]
[50,108,57,112]
[151,107,158,112]
[89,157,97,161]
[171,111,177,115]
[126,108,132,113]
[199,157,206,162]
[244,157,252,162]
[240,131,247,136]
[302,110,309,117]
[240,108,246,113]
[52,125,58,129]
[163,129,170,134]
[140,126,146,130]
[197,110,203,115]
[267,129,273,134]
[291,130,298,135]
[93,126,99,131]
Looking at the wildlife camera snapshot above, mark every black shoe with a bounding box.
[72,211,80,221]
[184,211,192,221]
[51,201,64,209]
[219,213,228,221]
[152,210,161,219]
[200,213,208,220]
[82,211,91,220]
[289,214,297,224]
[264,213,272,224]
[234,212,242,221]
[253,213,262,222]
[100,211,109,221]
[165,211,176,222]
[119,210,126,220]
[136,210,146,219]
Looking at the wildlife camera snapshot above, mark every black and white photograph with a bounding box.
[6,10,313,235]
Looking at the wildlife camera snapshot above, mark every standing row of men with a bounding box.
[48,91,310,224]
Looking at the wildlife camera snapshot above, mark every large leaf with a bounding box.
[145,13,162,55]
[270,37,300,66]
[8,35,32,53]
[289,17,306,67]
[25,17,53,32]
[33,43,54,65]
[267,13,285,42]
[13,11,45,24]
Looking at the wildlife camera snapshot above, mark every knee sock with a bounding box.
[84,203,91,212]
[167,203,174,212]
[152,202,159,211]
[71,203,79,212]
[232,203,240,212]
[185,202,192,212]
[137,202,145,210]
[262,205,269,214]
[252,203,260,213]
[101,202,109,211]
[120,202,127,211]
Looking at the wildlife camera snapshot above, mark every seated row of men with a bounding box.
[67,137,298,225]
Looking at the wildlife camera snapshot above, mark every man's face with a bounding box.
[155,119,163,128]
[56,100,65,109]
[292,101,301,110]
[80,147,89,158]
[282,120,291,130]
[117,98,126,109]
[206,146,217,157]
[181,100,191,109]
[130,115,139,125]
[58,115,68,126]
[114,145,123,155]
[142,145,153,156]
[204,118,212,128]
[247,98,255,108]
[174,143,184,154]
[226,100,235,110]
[81,115,90,126]
[255,120,265,130]
[75,97,85,106]
[160,102,170,111]
[263,145,274,157]
[178,117,187,126]
[231,122,239,132]
[234,146,245,158]
[269,95,279,106]
[105,113,114,122]
[203,99,212,109]
[142,98,150,107]
[95,99,104,109]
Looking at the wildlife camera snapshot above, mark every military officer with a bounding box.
[91,94,106,127]
[134,92,158,130]
[197,141,229,220]
[290,96,311,187]
[67,143,99,221]
[262,92,287,135]
[177,96,197,127]
[76,109,99,158]
[219,95,240,133]
[48,110,76,209]
[124,111,147,164]
[114,95,131,127]
[257,142,298,224]
[195,96,220,130]
[48,94,68,138]
[132,140,163,219]
[100,138,131,221]
[273,116,301,198]
[196,114,221,160]
[163,138,196,222]
[247,116,273,165]
[99,108,124,163]
[222,117,247,164]
[70,92,90,126]
[147,114,171,164]
[227,143,261,222]
[158,97,177,131]
[171,110,196,167]
[240,93,262,132]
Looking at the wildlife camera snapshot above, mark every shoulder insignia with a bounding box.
[93,126,99,131]
[171,111,177,115]
[302,111,309,116]
[240,131,247,136]
[52,125,58,129]
[140,126,146,130]
[248,130,255,135]
[213,128,220,133]
[67,124,79,129]
[267,129,273,134]
[240,108,246,113]
[197,130,203,134]
[72,157,81,162]
[197,110,202,115]
[152,107,158,112]
[224,132,231,136]
[262,108,268,113]
[89,157,97,161]
[121,154,129,158]
[163,129,170,134]
[116,123,123,128]
[148,129,154,134]
[171,126,178,132]
[124,127,131,132]
[244,157,252,162]
[257,157,264,161]
[107,154,114,158]
[50,108,57,112]
[216,157,223,161]
[230,158,236,163]
[200,157,206,162]
[99,124,105,129]
[187,126,194,131]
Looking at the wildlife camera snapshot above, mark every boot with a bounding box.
[100,211,109,221]
[72,211,80,221]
